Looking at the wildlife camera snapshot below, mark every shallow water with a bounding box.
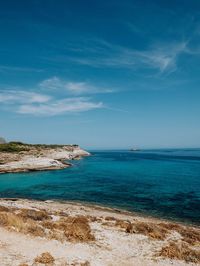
[0,149,200,224]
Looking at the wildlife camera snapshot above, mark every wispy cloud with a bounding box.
[131,42,187,73]
[0,83,104,116]
[39,77,113,95]
[18,97,103,116]
[0,90,51,104]
[66,39,188,73]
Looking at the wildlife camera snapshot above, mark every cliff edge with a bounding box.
[0,142,90,174]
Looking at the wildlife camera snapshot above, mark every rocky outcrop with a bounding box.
[0,157,71,173]
[46,146,90,160]
[0,143,90,174]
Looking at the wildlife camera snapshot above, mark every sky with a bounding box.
[0,0,200,149]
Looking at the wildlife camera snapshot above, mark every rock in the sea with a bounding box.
[0,137,6,144]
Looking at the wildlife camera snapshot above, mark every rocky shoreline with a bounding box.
[0,142,90,174]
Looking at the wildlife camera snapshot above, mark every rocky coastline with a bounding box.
[0,142,90,174]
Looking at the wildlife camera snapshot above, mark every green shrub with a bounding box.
[0,142,78,153]
[0,143,29,152]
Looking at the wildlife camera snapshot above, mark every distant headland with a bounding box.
[0,141,90,174]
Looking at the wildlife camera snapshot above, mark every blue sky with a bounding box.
[0,0,200,149]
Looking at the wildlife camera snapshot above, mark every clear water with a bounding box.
[0,149,200,224]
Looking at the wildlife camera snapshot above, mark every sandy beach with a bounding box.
[0,198,199,266]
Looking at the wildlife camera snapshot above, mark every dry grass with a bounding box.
[54,210,68,217]
[42,216,95,242]
[115,219,133,233]
[0,212,25,229]
[0,212,9,226]
[64,216,95,242]
[42,217,70,231]
[159,241,200,263]
[0,205,95,243]
[18,208,49,221]
[102,221,114,227]
[116,220,169,240]
[53,217,72,230]
[42,220,56,230]
[132,222,168,240]
[0,211,45,237]
[159,222,200,246]
[80,261,90,266]
[70,261,90,266]
[101,217,134,233]
[0,205,9,212]
[105,216,116,221]
[158,222,181,231]
[114,219,169,240]
[34,252,55,264]
[117,219,199,243]
[48,229,66,242]
[2,205,199,248]
[86,215,102,222]
[0,207,52,238]
[26,223,45,237]
[178,227,200,246]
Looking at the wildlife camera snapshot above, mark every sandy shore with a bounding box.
[0,199,199,266]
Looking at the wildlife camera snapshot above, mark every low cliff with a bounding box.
[0,142,90,174]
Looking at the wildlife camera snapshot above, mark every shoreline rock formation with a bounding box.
[0,142,90,174]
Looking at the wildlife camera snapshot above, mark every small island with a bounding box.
[130,148,141,152]
[0,141,90,174]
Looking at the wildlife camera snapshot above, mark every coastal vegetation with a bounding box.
[0,141,79,153]
[0,206,95,242]
[0,142,30,153]
[34,252,55,264]
[0,199,199,265]
[159,242,200,264]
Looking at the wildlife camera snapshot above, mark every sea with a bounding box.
[0,149,200,225]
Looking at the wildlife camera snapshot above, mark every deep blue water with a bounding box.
[0,149,200,224]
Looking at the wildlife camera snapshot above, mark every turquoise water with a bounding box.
[0,149,200,224]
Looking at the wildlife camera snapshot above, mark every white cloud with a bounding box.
[40,77,113,95]
[67,82,92,94]
[39,76,63,90]
[0,90,51,104]
[18,97,103,116]
[0,78,109,116]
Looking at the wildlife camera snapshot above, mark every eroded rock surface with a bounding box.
[0,142,90,173]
